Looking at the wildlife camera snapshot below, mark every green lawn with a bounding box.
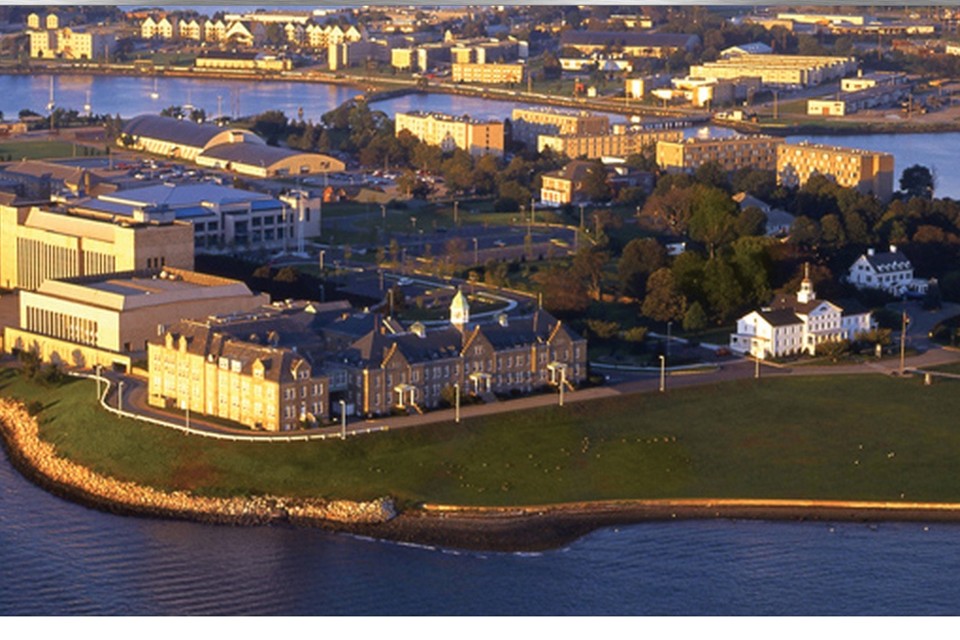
[0,140,103,161]
[5,369,960,507]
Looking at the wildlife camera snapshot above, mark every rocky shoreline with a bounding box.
[7,395,960,553]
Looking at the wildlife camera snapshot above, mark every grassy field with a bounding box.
[0,140,103,161]
[5,368,960,508]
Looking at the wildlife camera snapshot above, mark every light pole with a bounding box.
[453,200,459,226]
[559,366,566,407]
[339,399,346,440]
[658,355,665,393]
[319,249,325,271]
[95,364,102,400]
[117,380,124,412]
[900,309,909,373]
[454,382,460,423]
[381,203,386,220]
[182,399,190,429]
[754,354,761,379]
[579,203,585,229]
[473,237,478,265]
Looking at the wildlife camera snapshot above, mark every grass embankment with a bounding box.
[0,140,104,161]
[4,369,960,508]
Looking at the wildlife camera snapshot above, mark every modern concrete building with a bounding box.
[689,54,857,88]
[729,268,874,359]
[395,111,505,157]
[777,142,894,201]
[452,62,524,84]
[656,135,784,174]
[71,182,322,252]
[510,108,610,148]
[5,267,268,372]
[0,202,194,291]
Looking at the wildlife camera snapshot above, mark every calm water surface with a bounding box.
[5,74,956,197]
[2,447,959,615]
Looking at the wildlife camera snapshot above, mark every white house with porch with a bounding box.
[730,267,874,359]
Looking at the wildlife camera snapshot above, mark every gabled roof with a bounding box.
[757,309,802,327]
[861,250,912,272]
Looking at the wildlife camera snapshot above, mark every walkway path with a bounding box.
[97,344,960,442]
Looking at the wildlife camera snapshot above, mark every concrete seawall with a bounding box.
[0,396,396,528]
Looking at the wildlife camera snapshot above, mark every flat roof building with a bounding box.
[656,135,784,174]
[510,108,610,148]
[4,267,268,372]
[777,141,894,201]
[689,54,857,88]
[72,182,322,252]
[0,202,194,292]
[396,111,504,157]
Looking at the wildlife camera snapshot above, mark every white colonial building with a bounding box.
[846,245,914,295]
[730,267,874,359]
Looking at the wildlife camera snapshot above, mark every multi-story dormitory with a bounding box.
[149,291,588,429]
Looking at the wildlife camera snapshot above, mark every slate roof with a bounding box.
[122,114,237,150]
[757,309,802,327]
[863,250,912,273]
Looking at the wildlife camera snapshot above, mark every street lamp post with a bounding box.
[559,366,566,407]
[454,382,460,423]
[95,364,102,400]
[900,309,909,373]
[117,380,124,412]
[339,399,347,440]
[658,355,665,393]
[579,203,585,229]
[473,237,478,265]
[381,203,386,220]
[182,399,190,429]
[453,200,459,226]
[319,249,325,271]
[755,355,761,379]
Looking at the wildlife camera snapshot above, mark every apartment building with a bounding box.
[0,203,194,291]
[149,317,329,432]
[540,160,653,206]
[5,268,267,371]
[689,54,857,88]
[29,25,116,59]
[452,62,524,84]
[777,142,894,201]
[656,135,784,174]
[537,127,683,159]
[510,108,610,148]
[395,111,505,157]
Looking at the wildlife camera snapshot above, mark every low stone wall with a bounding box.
[0,397,396,526]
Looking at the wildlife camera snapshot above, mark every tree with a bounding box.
[682,300,708,332]
[582,160,612,202]
[820,213,847,248]
[533,265,590,313]
[900,164,935,199]
[790,215,821,249]
[735,206,767,238]
[688,185,737,258]
[585,319,620,340]
[572,246,609,300]
[642,268,686,322]
[618,238,666,299]
[702,258,743,323]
